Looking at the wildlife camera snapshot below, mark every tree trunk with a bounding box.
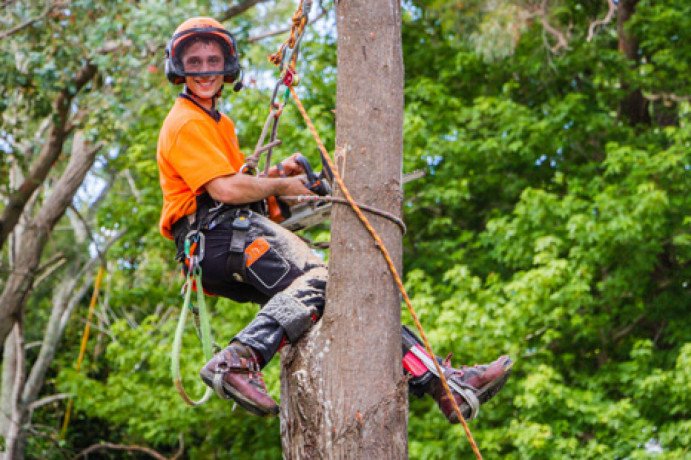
[0,63,97,251]
[280,0,406,458]
[617,0,650,125]
[0,132,103,344]
[0,324,19,441]
[1,320,27,460]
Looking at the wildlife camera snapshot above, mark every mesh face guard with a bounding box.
[165,27,241,85]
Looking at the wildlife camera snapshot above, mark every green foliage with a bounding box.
[8,0,689,458]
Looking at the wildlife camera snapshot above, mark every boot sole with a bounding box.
[199,368,279,417]
[450,359,513,423]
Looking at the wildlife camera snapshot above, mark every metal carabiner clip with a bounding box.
[184,230,205,264]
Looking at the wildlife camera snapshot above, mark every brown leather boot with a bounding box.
[200,342,279,416]
[430,354,513,423]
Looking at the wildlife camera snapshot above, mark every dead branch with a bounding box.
[539,0,569,53]
[73,442,169,460]
[33,253,67,287]
[587,0,617,41]
[67,204,107,264]
[27,393,70,411]
[123,169,142,203]
[0,1,57,41]
[524,0,570,54]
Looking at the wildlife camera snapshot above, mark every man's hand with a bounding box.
[205,168,313,205]
[266,152,305,178]
[277,175,314,205]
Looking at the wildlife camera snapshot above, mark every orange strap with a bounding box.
[289,86,483,459]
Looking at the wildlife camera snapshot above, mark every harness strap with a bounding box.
[225,210,252,282]
[171,264,214,406]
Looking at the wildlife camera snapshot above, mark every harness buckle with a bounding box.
[231,210,252,231]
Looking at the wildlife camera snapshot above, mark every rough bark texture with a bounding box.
[280,1,406,458]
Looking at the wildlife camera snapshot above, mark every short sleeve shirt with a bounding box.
[157,97,245,239]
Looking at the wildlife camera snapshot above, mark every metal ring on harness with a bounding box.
[184,230,205,264]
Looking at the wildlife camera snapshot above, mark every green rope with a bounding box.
[171,266,214,406]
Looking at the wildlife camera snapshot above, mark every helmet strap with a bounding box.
[182,86,220,121]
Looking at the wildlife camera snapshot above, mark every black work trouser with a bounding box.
[174,210,432,395]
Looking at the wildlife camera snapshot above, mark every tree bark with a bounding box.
[0,132,103,344]
[0,62,97,251]
[280,1,406,458]
[0,322,19,441]
[2,320,26,460]
[617,0,650,125]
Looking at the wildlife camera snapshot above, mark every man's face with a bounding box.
[182,39,225,101]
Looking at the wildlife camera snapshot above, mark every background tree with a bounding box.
[2,0,688,458]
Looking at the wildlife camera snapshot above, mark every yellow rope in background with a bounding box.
[60,264,106,438]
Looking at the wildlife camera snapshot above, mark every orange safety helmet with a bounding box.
[165,17,241,87]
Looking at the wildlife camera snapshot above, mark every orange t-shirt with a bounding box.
[157,97,245,239]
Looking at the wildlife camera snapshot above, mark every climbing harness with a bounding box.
[171,230,216,406]
[169,2,487,455]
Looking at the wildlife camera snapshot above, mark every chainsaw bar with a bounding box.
[279,170,425,232]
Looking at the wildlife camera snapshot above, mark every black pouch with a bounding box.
[244,237,292,293]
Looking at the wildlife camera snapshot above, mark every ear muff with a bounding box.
[233,67,244,92]
[164,27,241,85]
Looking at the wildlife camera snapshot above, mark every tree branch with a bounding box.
[0,1,56,41]
[539,0,569,53]
[0,132,104,344]
[27,393,70,411]
[73,442,169,460]
[218,0,270,22]
[612,314,645,342]
[248,8,328,43]
[0,62,98,251]
[587,0,617,42]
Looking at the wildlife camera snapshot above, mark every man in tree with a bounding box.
[157,17,513,421]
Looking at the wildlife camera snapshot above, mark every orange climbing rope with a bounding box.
[288,86,484,459]
[268,0,310,72]
[60,264,106,437]
[268,2,484,457]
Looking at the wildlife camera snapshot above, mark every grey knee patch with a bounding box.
[259,293,316,343]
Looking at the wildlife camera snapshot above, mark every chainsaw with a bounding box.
[269,154,424,232]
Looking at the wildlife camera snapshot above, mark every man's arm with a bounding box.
[205,173,311,205]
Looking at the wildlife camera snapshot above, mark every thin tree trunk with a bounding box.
[617,0,649,125]
[2,320,26,460]
[280,0,407,457]
[0,323,18,441]
[0,132,103,344]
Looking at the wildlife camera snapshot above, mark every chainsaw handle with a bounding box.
[294,154,319,183]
